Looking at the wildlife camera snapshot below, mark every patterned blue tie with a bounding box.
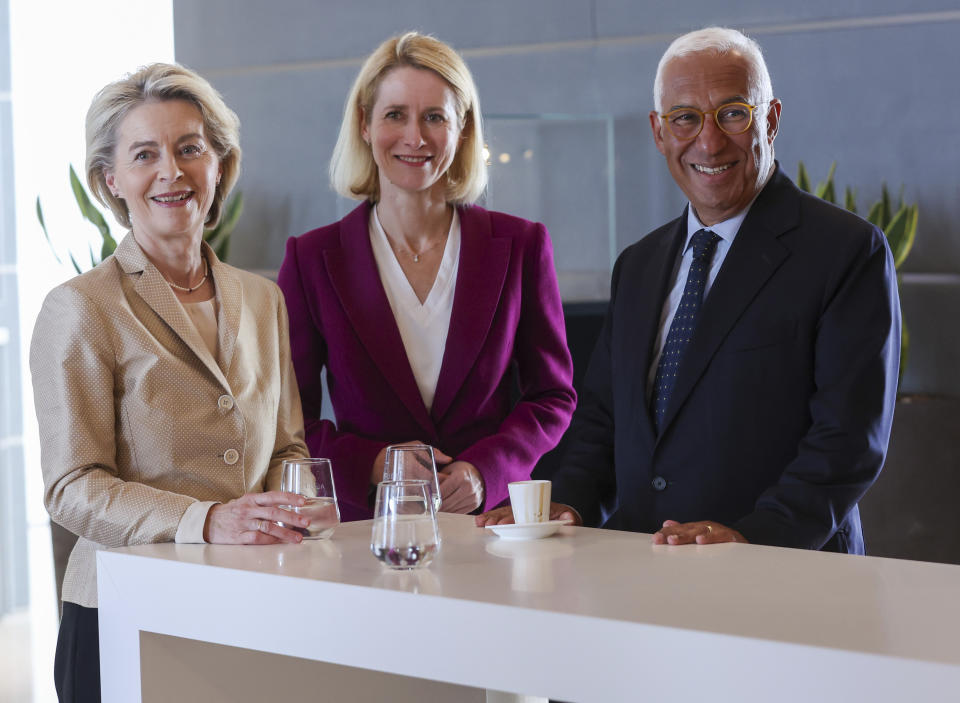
[651,229,721,432]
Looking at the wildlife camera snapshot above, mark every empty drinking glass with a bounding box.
[279,458,340,539]
[370,479,440,569]
[382,444,442,513]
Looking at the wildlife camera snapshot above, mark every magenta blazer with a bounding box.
[278,202,576,521]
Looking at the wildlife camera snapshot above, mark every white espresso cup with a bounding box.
[508,480,551,524]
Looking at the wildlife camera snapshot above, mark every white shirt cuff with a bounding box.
[175,501,218,543]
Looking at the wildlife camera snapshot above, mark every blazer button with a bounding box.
[223,448,240,465]
[218,394,235,411]
[651,476,667,491]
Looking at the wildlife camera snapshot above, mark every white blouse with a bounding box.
[368,207,461,411]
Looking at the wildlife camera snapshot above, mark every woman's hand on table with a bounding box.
[370,441,453,485]
[474,502,582,527]
[437,461,485,513]
[652,519,747,545]
[203,491,310,544]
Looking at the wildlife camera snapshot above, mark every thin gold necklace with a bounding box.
[377,206,448,263]
[165,258,209,293]
[394,238,446,263]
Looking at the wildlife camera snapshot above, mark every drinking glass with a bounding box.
[279,458,340,539]
[382,444,442,513]
[370,480,440,569]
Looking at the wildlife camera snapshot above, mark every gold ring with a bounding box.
[257,519,266,533]
[705,524,713,533]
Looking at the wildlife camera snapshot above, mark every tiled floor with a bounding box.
[0,522,58,703]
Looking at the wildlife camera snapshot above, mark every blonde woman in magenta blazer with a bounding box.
[279,33,576,521]
[31,64,309,702]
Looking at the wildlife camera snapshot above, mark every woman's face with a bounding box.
[361,66,462,200]
[105,99,221,244]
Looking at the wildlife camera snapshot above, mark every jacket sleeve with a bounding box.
[455,223,577,511]
[277,235,386,519]
[264,283,310,492]
[734,226,901,549]
[549,254,623,527]
[31,284,202,547]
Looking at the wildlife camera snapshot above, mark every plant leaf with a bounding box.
[68,251,83,275]
[899,318,909,392]
[844,187,857,214]
[879,183,892,229]
[865,201,884,228]
[205,192,243,262]
[100,232,118,261]
[814,162,837,204]
[69,164,114,256]
[884,204,919,270]
[36,197,65,265]
[796,161,811,192]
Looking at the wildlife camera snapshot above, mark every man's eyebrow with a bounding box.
[666,96,750,112]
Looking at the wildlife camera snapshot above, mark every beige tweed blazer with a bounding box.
[30,233,308,607]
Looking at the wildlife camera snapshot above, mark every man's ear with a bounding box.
[765,99,782,144]
[649,110,667,156]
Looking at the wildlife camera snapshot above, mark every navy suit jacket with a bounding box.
[552,166,901,553]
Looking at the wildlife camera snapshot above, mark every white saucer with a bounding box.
[484,520,569,541]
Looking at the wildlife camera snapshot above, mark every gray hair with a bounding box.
[653,27,774,113]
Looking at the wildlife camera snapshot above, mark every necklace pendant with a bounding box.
[413,254,420,263]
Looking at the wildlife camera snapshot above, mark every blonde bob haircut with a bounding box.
[330,32,487,205]
[85,62,241,230]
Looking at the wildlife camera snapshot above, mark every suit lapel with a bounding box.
[208,244,242,379]
[657,168,797,435]
[324,203,436,436]
[431,206,510,422]
[114,233,231,391]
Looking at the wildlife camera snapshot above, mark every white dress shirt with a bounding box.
[645,203,754,399]
[369,207,461,411]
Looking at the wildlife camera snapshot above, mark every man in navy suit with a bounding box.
[478,27,900,553]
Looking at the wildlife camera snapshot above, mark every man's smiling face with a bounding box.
[649,50,780,225]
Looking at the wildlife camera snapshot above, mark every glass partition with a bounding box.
[484,113,616,302]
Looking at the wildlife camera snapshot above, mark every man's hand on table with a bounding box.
[652,519,747,545]
[475,502,582,527]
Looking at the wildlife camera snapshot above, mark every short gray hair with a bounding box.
[653,27,774,112]
[85,63,241,230]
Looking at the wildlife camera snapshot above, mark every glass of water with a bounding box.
[279,458,340,539]
[370,479,440,569]
[382,444,442,513]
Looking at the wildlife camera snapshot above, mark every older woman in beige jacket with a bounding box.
[30,63,309,703]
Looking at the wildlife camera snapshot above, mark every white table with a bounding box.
[98,514,960,702]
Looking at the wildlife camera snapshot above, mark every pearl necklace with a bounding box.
[165,258,209,293]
